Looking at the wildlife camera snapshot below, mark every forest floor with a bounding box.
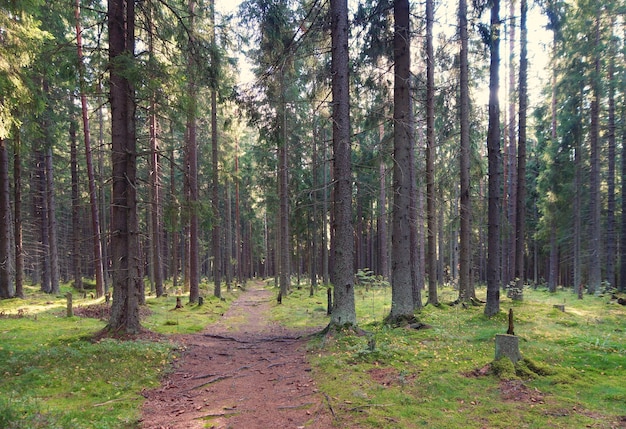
[139,281,335,429]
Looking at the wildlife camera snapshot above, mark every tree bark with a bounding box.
[485,0,502,317]
[225,177,233,290]
[75,0,105,297]
[505,0,517,288]
[210,0,222,299]
[389,0,415,322]
[37,149,51,294]
[588,11,601,294]
[13,131,24,298]
[70,119,83,292]
[107,0,142,334]
[458,0,472,302]
[425,0,438,307]
[605,27,616,290]
[329,0,356,327]
[0,138,13,298]
[187,0,200,303]
[512,0,527,301]
[44,145,60,295]
[148,1,164,298]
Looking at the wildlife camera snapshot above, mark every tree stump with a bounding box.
[66,292,73,317]
[553,304,565,312]
[198,296,204,306]
[495,334,521,364]
[175,296,183,309]
[506,308,515,335]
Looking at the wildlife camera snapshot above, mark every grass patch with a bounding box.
[0,281,235,428]
[273,283,626,428]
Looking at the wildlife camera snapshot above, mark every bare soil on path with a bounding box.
[140,282,334,429]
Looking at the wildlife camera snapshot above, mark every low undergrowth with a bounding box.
[273,283,626,429]
[0,281,236,428]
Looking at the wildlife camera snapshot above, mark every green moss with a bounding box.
[492,357,518,380]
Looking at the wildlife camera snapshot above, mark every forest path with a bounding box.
[140,281,334,429]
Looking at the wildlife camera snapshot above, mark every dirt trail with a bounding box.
[140,281,334,429]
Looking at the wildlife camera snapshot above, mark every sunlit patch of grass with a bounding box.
[0,280,236,428]
[275,282,626,428]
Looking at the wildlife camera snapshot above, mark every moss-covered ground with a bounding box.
[273,283,626,428]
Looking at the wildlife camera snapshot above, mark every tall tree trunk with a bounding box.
[148,1,164,297]
[512,0,527,301]
[329,0,356,327]
[620,56,626,292]
[425,0,438,307]
[149,97,163,297]
[44,145,60,295]
[605,26,616,290]
[0,138,13,298]
[311,122,319,293]
[485,0,502,317]
[97,81,109,293]
[75,0,105,297]
[13,130,24,298]
[210,0,221,299]
[378,123,388,280]
[322,128,330,285]
[588,11,601,294]
[409,106,421,310]
[505,0,517,287]
[225,177,233,290]
[458,0,472,302]
[187,0,200,303]
[107,0,141,334]
[388,0,414,322]
[278,82,290,298]
[70,119,83,292]
[620,26,626,293]
[235,137,242,285]
[548,221,557,293]
[38,149,51,293]
[170,144,179,288]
